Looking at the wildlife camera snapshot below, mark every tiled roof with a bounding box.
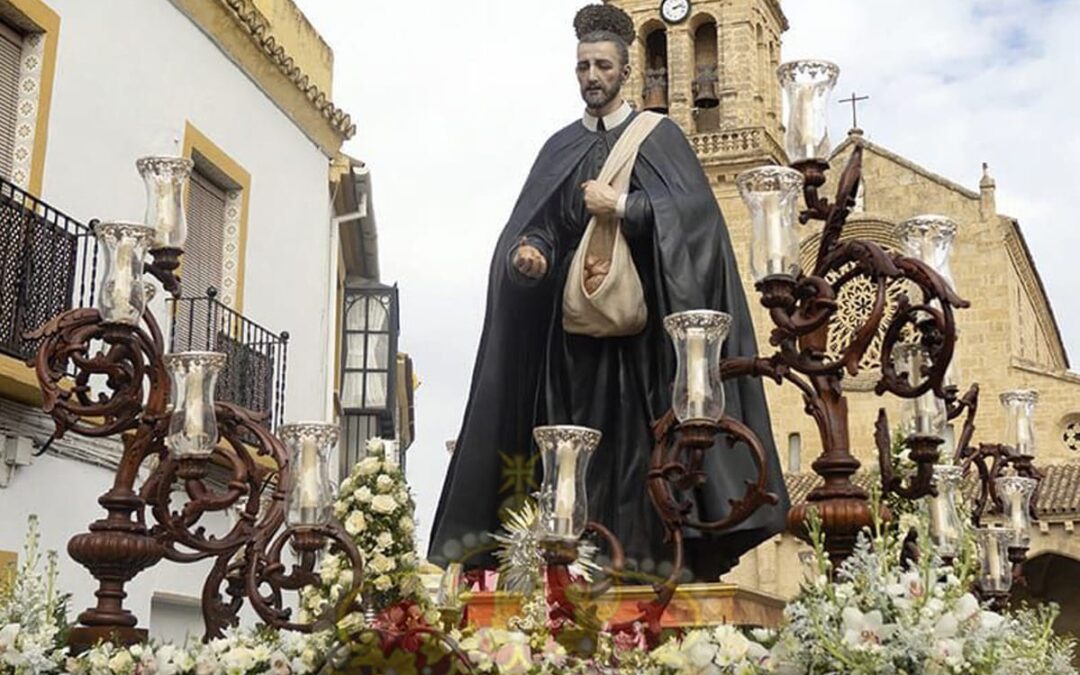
[222,0,356,139]
[784,462,1080,517]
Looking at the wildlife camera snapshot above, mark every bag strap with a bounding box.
[596,111,664,186]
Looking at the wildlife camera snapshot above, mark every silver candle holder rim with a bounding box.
[279,421,341,447]
[999,389,1039,405]
[734,165,805,195]
[895,213,958,241]
[163,351,228,372]
[932,464,964,486]
[776,59,840,84]
[662,309,733,337]
[994,475,1038,494]
[136,155,195,176]
[532,424,603,448]
[94,220,158,240]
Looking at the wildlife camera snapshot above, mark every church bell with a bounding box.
[642,67,669,113]
[693,65,720,109]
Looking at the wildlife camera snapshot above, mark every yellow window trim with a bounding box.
[0,351,43,406]
[181,121,251,314]
[3,0,59,195]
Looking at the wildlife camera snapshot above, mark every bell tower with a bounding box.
[611,0,788,174]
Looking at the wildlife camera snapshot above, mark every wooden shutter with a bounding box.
[176,168,226,349]
[184,168,226,298]
[0,23,23,181]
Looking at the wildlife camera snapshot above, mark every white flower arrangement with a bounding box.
[752,504,1078,674]
[0,516,68,675]
[63,628,331,675]
[307,437,427,619]
[4,454,1077,674]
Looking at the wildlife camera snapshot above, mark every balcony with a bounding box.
[169,287,288,431]
[0,177,97,363]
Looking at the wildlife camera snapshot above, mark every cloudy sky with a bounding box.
[295,0,1080,552]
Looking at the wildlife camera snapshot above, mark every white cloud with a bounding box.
[295,1,1079,553]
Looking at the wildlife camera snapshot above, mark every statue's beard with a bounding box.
[582,79,622,111]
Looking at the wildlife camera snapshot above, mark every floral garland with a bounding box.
[303,438,428,622]
[5,441,1077,674]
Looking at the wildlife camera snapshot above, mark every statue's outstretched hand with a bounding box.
[513,240,548,279]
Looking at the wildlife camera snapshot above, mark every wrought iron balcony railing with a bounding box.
[0,177,98,361]
[169,287,289,431]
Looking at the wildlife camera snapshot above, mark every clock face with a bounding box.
[660,0,690,24]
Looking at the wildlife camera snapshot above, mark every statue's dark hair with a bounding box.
[574,4,634,67]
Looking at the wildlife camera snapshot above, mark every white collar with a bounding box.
[582,100,633,132]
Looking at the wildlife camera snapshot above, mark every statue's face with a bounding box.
[576,41,629,111]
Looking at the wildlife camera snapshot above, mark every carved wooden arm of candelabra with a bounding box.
[755,146,971,568]
[28,305,363,651]
[575,357,782,643]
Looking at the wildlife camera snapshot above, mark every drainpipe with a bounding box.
[326,205,365,423]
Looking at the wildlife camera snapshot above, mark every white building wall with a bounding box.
[40,0,333,425]
[0,0,335,635]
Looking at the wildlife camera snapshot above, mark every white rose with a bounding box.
[357,457,381,476]
[371,495,398,514]
[340,477,355,494]
[319,554,342,584]
[221,646,256,673]
[344,511,367,535]
[376,474,394,492]
[353,486,373,503]
[376,532,394,549]
[399,516,415,534]
[374,574,393,591]
[107,650,135,674]
[371,554,397,574]
[365,437,386,456]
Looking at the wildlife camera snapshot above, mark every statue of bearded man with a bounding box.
[429,4,789,583]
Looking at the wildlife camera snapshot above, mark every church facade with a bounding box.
[608,0,1080,616]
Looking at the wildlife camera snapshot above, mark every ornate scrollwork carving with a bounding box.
[31,301,364,649]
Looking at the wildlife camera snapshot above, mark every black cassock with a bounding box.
[429,110,790,581]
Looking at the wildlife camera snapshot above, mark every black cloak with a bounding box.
[428,112,790,581]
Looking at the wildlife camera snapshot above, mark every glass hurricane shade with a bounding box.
[663,311,732,423]
[95,222,155,326]
[736,166,804,281]
[974,527,1013,594]
[927,465,964,559]
[534,425,602,542]
[1000,389,1038,458]
[436,562,465,609]
[892,343,947,438]
[136,156,193,250]
[995,476,1037,549]
[895,215,958,291]
[280,422,339,528]
[777,59,840,163]
[163,351,227,460]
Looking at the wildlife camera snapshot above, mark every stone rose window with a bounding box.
[799,213,915,391]
[1062,416,1080,453]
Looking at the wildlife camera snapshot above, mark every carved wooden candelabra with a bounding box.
[28,160,366,653]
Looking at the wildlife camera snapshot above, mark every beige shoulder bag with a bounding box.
[562,111,663,338]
